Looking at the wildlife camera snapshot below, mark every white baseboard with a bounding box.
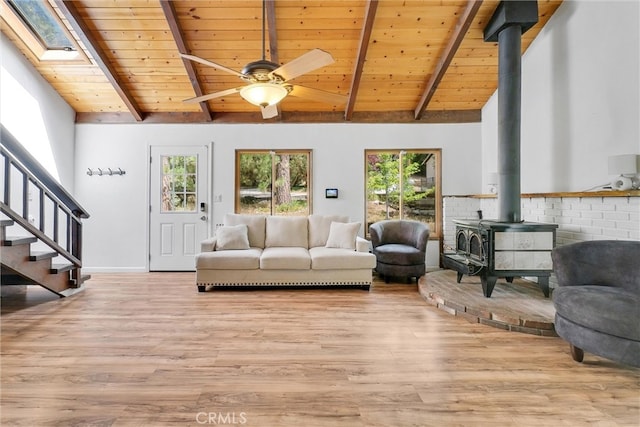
[81,267,148,274]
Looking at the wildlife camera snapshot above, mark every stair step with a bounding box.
[50,263,74,274]
[0,219,14,227]
[29,251,58,261]
[2,236,37,246]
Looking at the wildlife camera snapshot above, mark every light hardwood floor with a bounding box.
[2,273,639,427]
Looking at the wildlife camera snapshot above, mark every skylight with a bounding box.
[1,0,85,62]
[8,0,74,51]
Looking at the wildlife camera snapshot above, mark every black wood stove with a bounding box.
[444,1,559,298]
[442,219,557,298]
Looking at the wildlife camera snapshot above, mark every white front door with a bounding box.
[149,145,209,271]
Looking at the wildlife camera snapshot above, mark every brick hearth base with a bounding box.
[418,269,557,336]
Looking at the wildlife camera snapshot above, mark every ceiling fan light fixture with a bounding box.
[239,83,289,108]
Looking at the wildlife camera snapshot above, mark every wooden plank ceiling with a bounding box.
[2,0,563,124]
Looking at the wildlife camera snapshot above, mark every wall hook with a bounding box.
[87,167,126,176]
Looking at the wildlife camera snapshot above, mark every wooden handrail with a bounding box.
[0,125,89,219]
[0,203,81,266]
[1,125,88,284]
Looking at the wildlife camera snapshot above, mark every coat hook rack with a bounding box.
[87,167,126,176]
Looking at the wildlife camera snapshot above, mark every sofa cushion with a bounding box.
[265,216,309,248]
[196,248,262,270]
[308,214,349,248]
[553,285,640,341]
[224,214,266,249]
[374,244,425,266]
[260,247,310,270]
[310,247,377,270]
[325,221,360,250]
[215,224,250,251]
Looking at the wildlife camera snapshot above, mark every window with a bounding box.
[365,149,441,238]
[161,155,197,212]
[236,150,312,216]
[1,0,87,62]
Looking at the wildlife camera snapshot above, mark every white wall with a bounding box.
[482,0,640,193]
[6,0,638,273]
[0,35,76,190]
[74,122,480,272]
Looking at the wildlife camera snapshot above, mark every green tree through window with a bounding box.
[161,155,197,212]
[236,150,311,216]
[8,0,75,50]
[366,149,441,237]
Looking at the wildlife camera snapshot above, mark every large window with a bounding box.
[1,0,87,62]
[236,150,312,216]
[365,149,441,238]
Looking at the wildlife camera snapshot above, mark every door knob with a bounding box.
[200,216,207,221]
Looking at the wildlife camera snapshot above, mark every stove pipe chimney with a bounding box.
[484,1,538,223]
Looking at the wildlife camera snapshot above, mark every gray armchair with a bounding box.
[369,220,430,284]
[551,240,640,367]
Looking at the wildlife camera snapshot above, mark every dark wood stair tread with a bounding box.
[0,219,14,227]
[29,251,58,261]
[2,236,37,246]
[50,264,74,274]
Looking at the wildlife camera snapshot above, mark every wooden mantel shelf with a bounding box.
[448,190,640,199]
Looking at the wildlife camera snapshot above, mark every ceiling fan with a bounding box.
[181,0,346,119]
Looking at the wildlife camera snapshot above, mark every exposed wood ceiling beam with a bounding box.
[75,110,481,125]
[159,0,212,121]
[414,0,483,120]
[54,0,144,122]
[345,0,378,121]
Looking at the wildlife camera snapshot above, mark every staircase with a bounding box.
[1,219,87,296]
[1,125,90,297]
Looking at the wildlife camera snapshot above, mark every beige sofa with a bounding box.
[196,213,377,291]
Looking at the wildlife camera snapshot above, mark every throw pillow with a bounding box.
[308,214,349,248]
[216,224,250,250]
[224,213,266,248]
[325,221,360,250]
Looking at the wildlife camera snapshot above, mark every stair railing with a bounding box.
[1,125,89,287]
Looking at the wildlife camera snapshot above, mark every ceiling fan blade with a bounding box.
[270,49,335,82]
[289,85,347,106]
[180,53,244,78]
[183,87,241,104]
[261,104,279,119]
